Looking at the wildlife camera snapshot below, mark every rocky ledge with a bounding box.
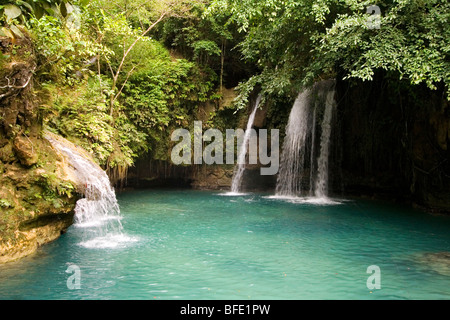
[0,132,86,264]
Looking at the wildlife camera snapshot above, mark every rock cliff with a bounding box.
[0,35,81,264]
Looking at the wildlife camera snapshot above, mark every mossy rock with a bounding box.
[13,135,39,167]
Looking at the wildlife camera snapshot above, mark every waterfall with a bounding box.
[315,87,336,198]
[309,103,317,196]
[230,95,261,194]
[45,133,134,248]
[275,80,336,199]
[275,88,313,196]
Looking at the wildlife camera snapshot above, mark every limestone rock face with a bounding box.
[334,74,450,213]
[0,210,75,264]
[0,35,82,264]
[0,135,80,264]
[191,166,234,190]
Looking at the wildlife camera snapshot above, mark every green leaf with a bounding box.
[44,7,56,17]
[10,25,24,38]
[79,0,90,6]
[60,3,67,17]
[4,4,22,20]
[1,27,15,39]
[34,5,44,19]
[15,1,33,12]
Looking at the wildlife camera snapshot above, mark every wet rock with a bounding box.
[416,252,450,276]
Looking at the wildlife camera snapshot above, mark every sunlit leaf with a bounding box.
[1,27,15,39]
[4,4,22,20]
[10,25,24,38]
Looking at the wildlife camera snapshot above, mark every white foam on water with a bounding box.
[73,215,123,229]
[218,192,252,197]
[265,195,343,205]
[78,234,139,249]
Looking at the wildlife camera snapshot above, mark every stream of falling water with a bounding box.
[275,87,313,197]
[275,80,336,201]
[230,95,261,194]
[45,134,136,249]
[315,87,336,198]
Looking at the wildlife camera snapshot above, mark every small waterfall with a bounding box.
[315,87,336,198]
[275,80,336,200]
[45,133,134,248]
[230,95,261,193]
[309,103,317,196]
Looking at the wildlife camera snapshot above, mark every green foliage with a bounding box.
[56,181,75,198]
[209,0,450,103]
[192,39,221,62]
[120,38,216,161]
[0,0,76,40]
[0,1,75,21]
[27,12,105,83]
[0,199,12,208]
[207,0,329,105]
[155,2,251,89]
[27,15,70,70]
[109,110,147,168]
[35,171,75,202]
[316,0,450,97]
[36,0,220,171]
[43,77,116,164]
[36,172,59,200]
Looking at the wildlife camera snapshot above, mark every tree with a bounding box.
[316,0,450,98]
[85,0,207,121]
[207,0,450,103]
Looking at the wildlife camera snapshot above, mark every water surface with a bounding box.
[0,190,449,300]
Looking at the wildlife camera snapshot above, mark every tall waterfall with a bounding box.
[230,95,261,193]
[275,80,336,199]
[275,88,313,196]
[45,133,133,248]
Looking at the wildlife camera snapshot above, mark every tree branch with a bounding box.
[0,74,32,89]
[112,65,137,106]
[109,10,169,117]
[0,73,33,100]
[112,11,168,86]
